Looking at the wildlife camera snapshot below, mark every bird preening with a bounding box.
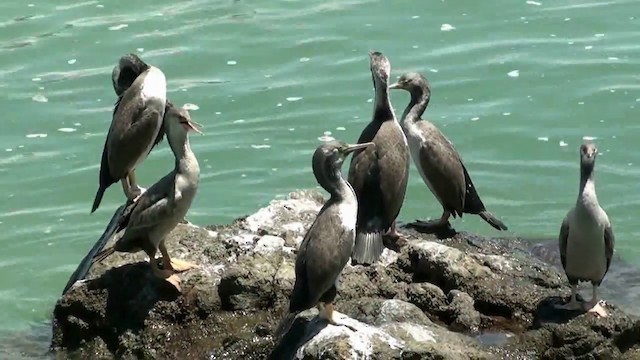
[88,54,203,293]
[80,51,615,355]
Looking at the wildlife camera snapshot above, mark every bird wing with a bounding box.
[347,130,385,227]
[559,212,570,271]
[375,123,410,223]
[347,122,380,197]
[119,173,177,240]
[415,121,466,216]
[107,77,164,178]
[604,219,615,274]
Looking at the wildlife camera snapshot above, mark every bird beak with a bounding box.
[388,82,401,90]
[343,142,374,154]
[184,119,203,134]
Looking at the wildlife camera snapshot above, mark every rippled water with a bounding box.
[1,0,640,356]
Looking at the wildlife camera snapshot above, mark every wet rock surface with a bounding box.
[51,190,640,359]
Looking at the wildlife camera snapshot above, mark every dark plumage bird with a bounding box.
[91,54,168,213]
[274,140,373,340]
[347,51,410,266]
[389,72,507,231]
[92,106,202,293]
[556,142,614,318]
[111,53,168,150]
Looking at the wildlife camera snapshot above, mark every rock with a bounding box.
[49,190,640,359]
[447,290,481,334]
[270,301,491,360]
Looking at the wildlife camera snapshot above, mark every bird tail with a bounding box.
[92,246,116,264]
[91,186,106,214]
[351,231,384,266]
[274,311,299,341]
[479,211,508,231]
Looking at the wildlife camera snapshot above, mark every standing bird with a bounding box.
[92,106,202,292]
[274,140,374,340]
[347,51,410,266]
[389,72,507,231]
[91,55,168,213]
[110,53,167,149]
[556,142,614,317]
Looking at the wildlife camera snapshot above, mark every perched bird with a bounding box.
[389,72,507,231]
[110,53,167,149]
[557,142,614,317]
[92,106,202,292]
[274,140,374,340]
[347,51,410,266]
[91,55,168,213]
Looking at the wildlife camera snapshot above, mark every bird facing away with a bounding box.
[556,142,614,318]
[347,51,410,266]
[91,56,168,213]
[389,72,507,231]
[111,53,168,151]
[274,140,374,340]
[92,106,202,292]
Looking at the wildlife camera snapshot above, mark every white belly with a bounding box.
[338,186,358,232]
[403,122,443,205]
[566,221,607,281]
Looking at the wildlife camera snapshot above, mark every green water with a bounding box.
[1,0,640,354]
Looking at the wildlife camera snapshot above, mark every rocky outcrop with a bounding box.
[50,190,640,359]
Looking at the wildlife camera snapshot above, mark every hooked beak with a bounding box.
[343,142,374,155]
[388,82,401,90]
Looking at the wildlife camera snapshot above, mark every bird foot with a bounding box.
[383,227,401,240]
[165,274,182,293]
[318,307,357,332]
[130,186,147,203]
[167,258,199,273]
[584,300,608,318]
[410,218,449,229]
[554,299,582,311]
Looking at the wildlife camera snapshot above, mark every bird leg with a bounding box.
[555,284,582,311]
[583,285,608,318]
[159,241,198,273]
[318,302,357,332]
[126,170,146,202]
[150,256,182,293]
[411,210,451,229]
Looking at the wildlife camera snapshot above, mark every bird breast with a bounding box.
[140,67,167,104]
[337,194,358,233]
[566,212,607,280]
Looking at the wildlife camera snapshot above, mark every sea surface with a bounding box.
[1,0,640,357]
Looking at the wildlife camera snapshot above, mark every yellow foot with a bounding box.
[585,300,608,318]
[131,187,146,202]
[165,274,182,293]
[169,258,199,273]
[318,305,357,332]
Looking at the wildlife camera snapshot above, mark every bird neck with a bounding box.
[373,79,394,122]
[401,89,430,124]
[322,168,356,204]
[577,162,598,208]
[169,133,199,175]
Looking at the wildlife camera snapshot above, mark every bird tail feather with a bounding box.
[91,186,106,214]
[479,211,508,231]
[274,312,299,341]
[351,231,384,266]
[92,247,116,264]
